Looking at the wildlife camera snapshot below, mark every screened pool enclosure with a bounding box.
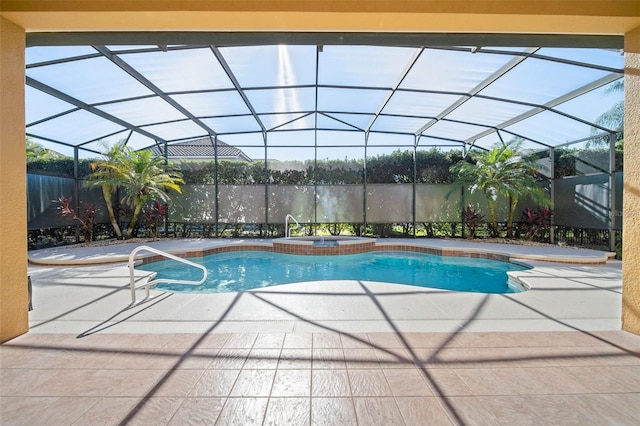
[25,33,624,247]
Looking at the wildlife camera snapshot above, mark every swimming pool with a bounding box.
[139,250,528,294]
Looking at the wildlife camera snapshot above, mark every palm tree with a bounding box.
[449,142,551,238]
[85,141,127,238]
[26,137,63,160]
[85,142,184,239]
[26,137,47,160]
[596,80,624,132]
[588,80,624,148]
[118,149,183,238]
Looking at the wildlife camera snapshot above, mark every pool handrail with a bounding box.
[285,214,299,238]
[128,245,208,306]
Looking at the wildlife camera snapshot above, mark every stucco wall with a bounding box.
[0,16,27,342]
[623,26,640,335]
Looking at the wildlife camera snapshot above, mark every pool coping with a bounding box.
[28,238,615,266]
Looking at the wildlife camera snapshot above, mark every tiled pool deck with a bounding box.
[2,238,639,425]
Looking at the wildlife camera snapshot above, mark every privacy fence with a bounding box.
[27,171,623,251]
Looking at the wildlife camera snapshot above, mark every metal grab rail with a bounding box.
[285,214,300,238]
[128,245,208,306]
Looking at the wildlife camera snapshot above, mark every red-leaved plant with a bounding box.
[142,202,167,240]
[462,204,485,239]
[521,206,553,241]
[53,196,98,243]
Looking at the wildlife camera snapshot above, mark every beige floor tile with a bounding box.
[264,397,310,426]
[102,349,151,369]
[230,369,275,397]
[278,348,312,369]
[383,368,433,396]
[40,348,116,370]
[222,333,257,348]
[487,346,553,367]
[374,347,415,368]
[519,367,592,394]
[313,333,342,348]
[562,393,640,425]
[36,369,124,397]
[312,369,351,397]
[0,347,54,369]
[189,369,240,397]
[173,347,218,369]
[478,395,543,425]
[161,332,204,348]
[152,370,203,397]
[168,397,225,425]
[432,347,474,368]
[598,365,640,390]
[592,331,640,350]
[412,347,448,368]
[0,396,60,425]
[311,397,357,426]
[367,332,404,348]
[283,333,313,349]
[15,396,100,426]
[561,366,631,393]
[594,393,640,423]
[196,333,230,348]
[106,369,168,397]
[340,333,371,349]
[312,348,345,369]
[543,346,614,367]
[243,348,281,369]
[0,369,60,396]
[353,397,404,425]
[491,367,551,395]
[271,369,311,397]
[343,348,380,369]
[71,397,142,426]
[348,369,392,397]
[400,332,433,349]
[216,397,268,425]
[253,332,285,348]
[138,348,184,370]
[454,368,518,396]
[590,347,640,366]
[395,397,454,426]
[125,397,184,426]
[422,332,457,348]
[421,368,474,396]
[446,396,501,426]
[208,348,249,369]
[524,395,594,426]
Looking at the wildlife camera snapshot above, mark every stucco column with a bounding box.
[0,16,27,342]
[623,26,640,335]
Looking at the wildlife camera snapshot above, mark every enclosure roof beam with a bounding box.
[466,72,623,146]
[26,76,168,145]
[415,47,538,137]
[26,32,624,49]
[93,45,219,138]
[366,47,424,139]
[209,46,268,134]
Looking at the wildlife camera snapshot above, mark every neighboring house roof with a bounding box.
[146,137,252,162]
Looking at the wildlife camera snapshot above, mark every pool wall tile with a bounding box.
[140,239,513,265]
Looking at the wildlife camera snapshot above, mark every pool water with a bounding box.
[139,250,528,294]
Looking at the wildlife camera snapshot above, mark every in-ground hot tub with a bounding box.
[273,236,375,255]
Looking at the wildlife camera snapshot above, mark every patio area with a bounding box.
[2,239,639,425]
